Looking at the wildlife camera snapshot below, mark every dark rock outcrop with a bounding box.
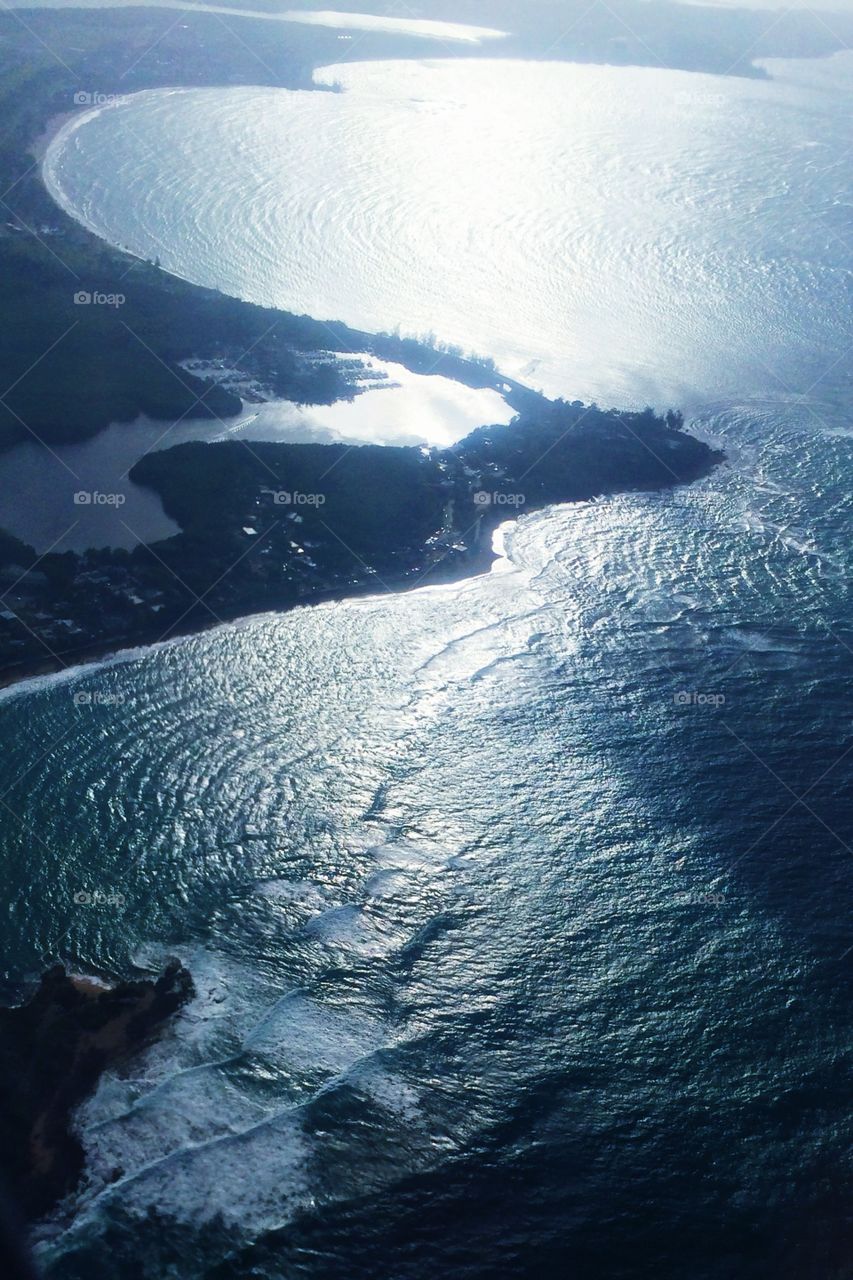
[0,961,194,1221]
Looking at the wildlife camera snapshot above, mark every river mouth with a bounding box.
[30,49,852,562]
[0,356,513,552]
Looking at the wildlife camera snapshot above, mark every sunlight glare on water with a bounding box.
[6,41,852,1280]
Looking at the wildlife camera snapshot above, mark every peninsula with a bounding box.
[0,404,722,683]
[0,5,726,686]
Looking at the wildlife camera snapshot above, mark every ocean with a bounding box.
[2,44,851,1280]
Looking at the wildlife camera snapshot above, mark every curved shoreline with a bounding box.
[0,404,723,693]
[39,80,521,381]
[35,83,541,413]
[0,537,502,695]
[0,9,725,691]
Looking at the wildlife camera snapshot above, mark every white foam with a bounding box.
[80,1110,312,1232]
[244,989,385,1071]
[254,878,327,909]
[364,867,412,898]
[79,1064,267,1191]
[723,628,801,654]
[303,903,400,956]
[347,1060,421,1123]
[369,837,450,872]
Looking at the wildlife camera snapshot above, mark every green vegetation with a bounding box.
[0,8,535,453]
[0,7,727,684]
[453,403,700,506]
[0,404,722,680]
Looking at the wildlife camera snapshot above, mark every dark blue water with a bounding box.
[1,41,852,1280]
[4,391,852,1277]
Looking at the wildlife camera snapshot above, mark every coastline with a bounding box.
[28,107,85,165]
[36,98,538,416]
[0,403,725,695]
[0,960,194,1221]
[0,537,502,694]
[0,10,850,1275]
[0,8,541,459]
[0,9,726,695]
